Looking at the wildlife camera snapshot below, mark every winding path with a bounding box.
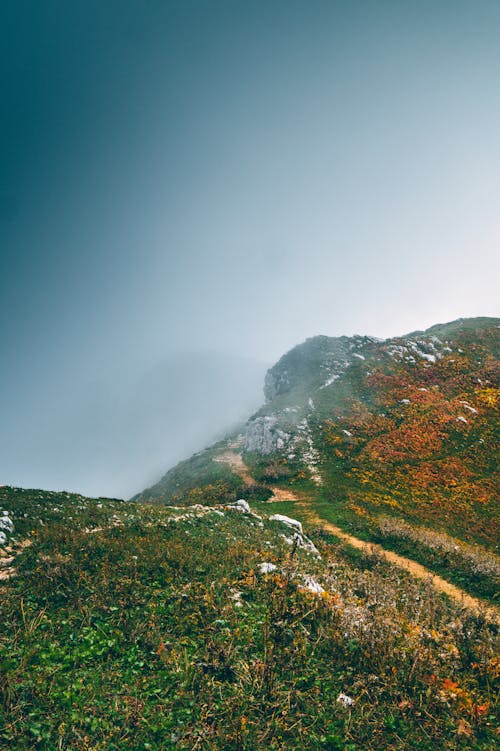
[215,449,300,501]
[214,451,256,486]
[298,505,500,624]
[216,448,500,624]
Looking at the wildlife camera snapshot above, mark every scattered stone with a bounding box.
[337,693,355,707]
[301,575,325,595]
[269,514,303,534]
[258,562,277,574]
[229,499,251,514]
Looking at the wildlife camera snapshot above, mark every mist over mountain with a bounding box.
[138,316,499,548]
[0,352,267,498]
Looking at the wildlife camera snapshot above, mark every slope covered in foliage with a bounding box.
[136,317,499,607]
[142,318,499,544]
[312,319,499,547]
[0,486,498,750]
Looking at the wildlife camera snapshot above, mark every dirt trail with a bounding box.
[299,504,500,624]
[214,451,256,485]
[215,450,300,501]
[269,486,301,501]
[216,449,499,623]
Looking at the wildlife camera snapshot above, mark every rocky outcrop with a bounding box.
[244,416,291,454]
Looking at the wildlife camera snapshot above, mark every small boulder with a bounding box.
[269,514,303,534]
[258,562,278,574]
[228,499,250,514]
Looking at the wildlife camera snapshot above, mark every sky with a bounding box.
[1,0,499,497]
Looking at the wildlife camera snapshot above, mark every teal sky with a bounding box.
[1,1,499,496]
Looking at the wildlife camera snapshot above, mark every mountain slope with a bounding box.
[135,317,499,603]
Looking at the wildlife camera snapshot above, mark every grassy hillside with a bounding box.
[145,320,499,539]
[132,444,245,505]
[133,444,273,506]
[1,486,498,750]
[136,318,499,609]
[310,317,499,548]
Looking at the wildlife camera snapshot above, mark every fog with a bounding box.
[0,352,268,498]
[1,1,499,496]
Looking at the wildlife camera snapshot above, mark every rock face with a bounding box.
[246,334,376,473]
[264,367,291,403]
[244,416,291,454]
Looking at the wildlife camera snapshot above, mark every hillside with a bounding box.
[0,485,498,750]
[135,317,499,602]
[1,317,499,750]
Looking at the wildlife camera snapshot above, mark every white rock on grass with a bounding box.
[258,562,278,574]
[230,589,244,607]
[228,499,251,514]
[460,401,478,414]
[270,514,321,557]
[301,575,325,595]
[282,532,320,557]
[337,693,355,707]
[0,512,14,534]
[269,514,303,534]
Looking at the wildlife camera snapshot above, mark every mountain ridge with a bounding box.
[134,316,499,515]
[133,316,499,601]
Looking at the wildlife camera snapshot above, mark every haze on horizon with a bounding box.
[1,1,499,497]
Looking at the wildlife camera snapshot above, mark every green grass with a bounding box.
[253,491,500,607]
[372,517,500,603]
[130,317,500,612]
[1,487,498,750]
[372,533,499,602]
